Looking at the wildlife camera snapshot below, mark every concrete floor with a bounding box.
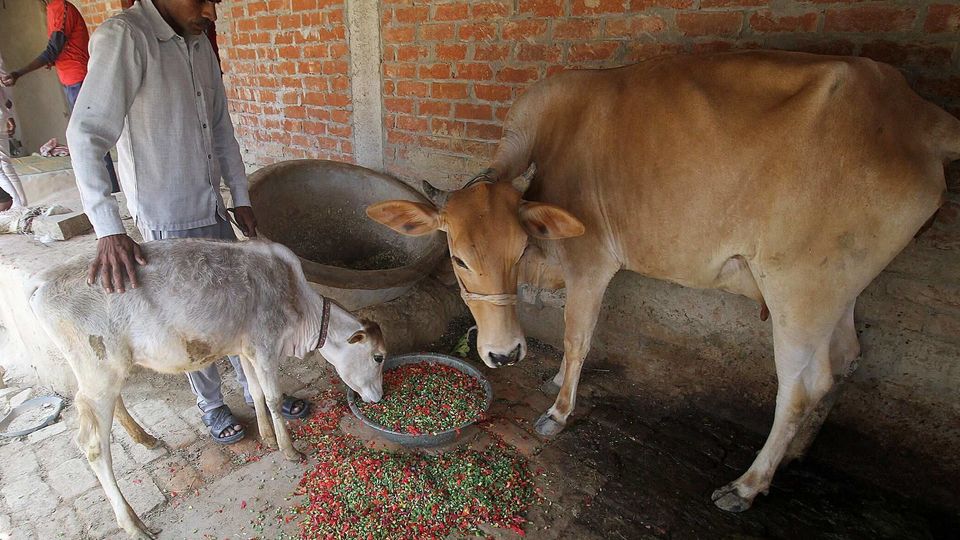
[1,323,957,539]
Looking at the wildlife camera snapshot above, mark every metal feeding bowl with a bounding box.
[347,353,494,447]
[249,159,447,310]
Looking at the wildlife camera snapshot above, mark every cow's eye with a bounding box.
[453,256,469,270]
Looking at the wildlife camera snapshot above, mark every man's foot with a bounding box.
[201,405,245,444]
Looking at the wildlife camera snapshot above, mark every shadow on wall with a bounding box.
[0,1,70,154]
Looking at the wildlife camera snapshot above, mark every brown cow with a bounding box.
[368,50,960,512]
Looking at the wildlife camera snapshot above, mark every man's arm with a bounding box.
[66,19,146,292]
[0,32,67,87]
[208,50,256,236]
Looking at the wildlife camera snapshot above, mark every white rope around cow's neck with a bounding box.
[454,266,517,306]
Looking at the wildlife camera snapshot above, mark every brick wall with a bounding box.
[379,1,960,182]
[75,0,355,167]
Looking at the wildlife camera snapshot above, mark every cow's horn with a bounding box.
[421,180,450,208]
[512,163,537,194]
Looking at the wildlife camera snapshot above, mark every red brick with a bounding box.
[303,92,326,106]
[304,44,330,59]
[329,43,349,59]
[328,124,352,138]
[465,122,503,141]
[503,20,548,40]
[394,6,429,23]
[278,46,300,59]
[384,80,396,96]
[518,44,563,63]
[823,7,916,32]
[473,1,511,20]
[454,63,494,80]
[860,41,955,71]
[326,93,351,107]
[301,121,326,135]
[419,101,451,116]
[285,105,306,119]
[459,23,497,41]
[420,63,452,79]
[420,23,456,41]
[384,63,417,79]
[476,84,513,102]
[331,110,350,123]
[396,115,429,132]
[676,11,743,37]
[431,118,465,136]
[247,1,267,14]
[291,0,316,8]
[257,16,278,30]
[629,0,693,8]
[569,41,620,62]
[604,14,666,37]
[326,9,344,24]
[925,4,960,33]
[278,14,301,27]
[785,39,856,57]
[455,103,493,120]
[497,67,540,83]
[572,0,625,15]
[475,44,512,61]
[397,80,430,97]
[397,45,428,62]
[437,44,468,61]
[435,2,470,20]
[554,19,600,40]
[384,97,415,113]
[384,26,416,43]
[749,10,819,33]
[432,82,469,99]
[236,18,256,32]
[519,0,562,17]
[623,42,684,63]
[322,60,349,75]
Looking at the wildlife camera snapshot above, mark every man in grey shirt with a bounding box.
[67,0,307,444]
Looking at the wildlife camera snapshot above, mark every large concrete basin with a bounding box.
[249,159,446,309]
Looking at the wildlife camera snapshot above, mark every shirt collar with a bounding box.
[141,0,178,42]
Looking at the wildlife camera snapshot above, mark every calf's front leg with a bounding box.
[245,354,304,461]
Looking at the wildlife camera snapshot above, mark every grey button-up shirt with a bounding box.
[66,0,249,238]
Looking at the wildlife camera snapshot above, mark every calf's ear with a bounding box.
[366,201,442,236]
[348,330,366,345]
[519,201,585,240]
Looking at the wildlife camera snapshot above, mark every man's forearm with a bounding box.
[12,57,47,79]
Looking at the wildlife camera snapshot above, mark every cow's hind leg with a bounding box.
[784,299,861,463]
[535,259,618,437]
[242,354,302,461]
[712,297,847,512]
[114,396,160,449]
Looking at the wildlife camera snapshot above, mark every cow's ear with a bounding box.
[366,200,443,236]
[519,201,585,240]
[348,330,366,344]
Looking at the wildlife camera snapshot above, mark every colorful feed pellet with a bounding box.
[356,362,487,435]
[288,389,537,540]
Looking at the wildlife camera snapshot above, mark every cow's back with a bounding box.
[511,51,957,289]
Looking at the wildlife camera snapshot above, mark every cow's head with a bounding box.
[320,304,386,402]
[367,165,584,369]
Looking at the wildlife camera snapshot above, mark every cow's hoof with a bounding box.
[534,411,565,437]
[711,484,753,513]
[284,449,305,462]
[139,435,161,449]
[540,378,561,395]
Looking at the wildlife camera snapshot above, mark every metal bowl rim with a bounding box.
[346,352,493,446]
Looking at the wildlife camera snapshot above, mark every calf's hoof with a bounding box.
[711,483,753,513]
[121,521,158,540]
[284,449,305,462]
[262,436,279,450]
[540,378,561,395]
[534,411,565,437]
[139,435,161,450]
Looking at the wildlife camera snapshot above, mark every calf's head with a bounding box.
[366,165,584,369]
[319,304,386,402]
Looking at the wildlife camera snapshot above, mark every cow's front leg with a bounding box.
[535,267,616,437]
[238,356,277,449]
[247,354,304,462]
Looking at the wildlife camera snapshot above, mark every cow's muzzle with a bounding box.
[489,344,523,367]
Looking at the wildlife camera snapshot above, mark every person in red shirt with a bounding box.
[2,0,119,193]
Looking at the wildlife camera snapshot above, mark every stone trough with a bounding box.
[249,159,447,310]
